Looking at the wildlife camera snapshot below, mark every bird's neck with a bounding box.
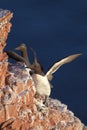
[22,48,30,67]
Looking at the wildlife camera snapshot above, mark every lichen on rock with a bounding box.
[0,8,87,130]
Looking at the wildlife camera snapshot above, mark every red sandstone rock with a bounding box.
[0,9,13,87]
[0,8,87,130]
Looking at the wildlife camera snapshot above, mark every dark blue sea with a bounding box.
[0,0,87,124]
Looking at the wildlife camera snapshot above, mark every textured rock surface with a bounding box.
[0,8,87,130]
[0,9,13,87]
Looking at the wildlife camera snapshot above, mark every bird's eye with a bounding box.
[29,70,34,75]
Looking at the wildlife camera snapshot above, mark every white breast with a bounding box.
[32,74,51,96]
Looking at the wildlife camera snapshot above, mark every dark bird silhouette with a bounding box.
[6,43,44,75]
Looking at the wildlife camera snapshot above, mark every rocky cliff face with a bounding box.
[0,8,87,130]
[0,9,12,88]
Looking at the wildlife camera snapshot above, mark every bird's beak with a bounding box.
[15,46,20,50]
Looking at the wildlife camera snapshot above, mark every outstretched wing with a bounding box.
[46,54,81,80]
[6,51,26,62]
